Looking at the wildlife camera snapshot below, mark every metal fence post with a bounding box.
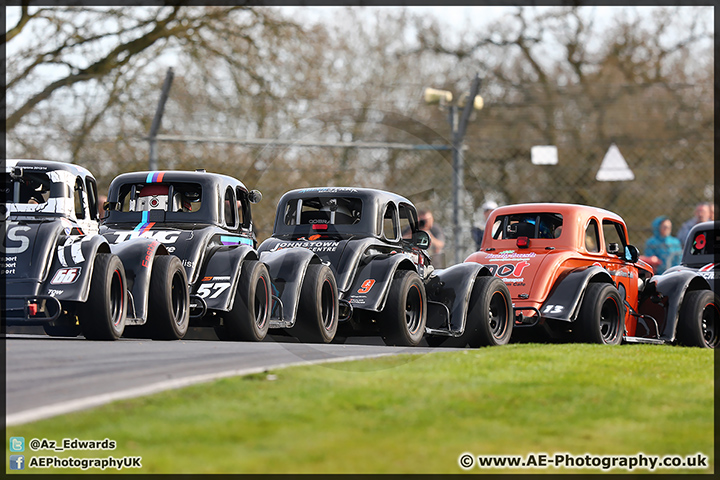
[148,67,175,171]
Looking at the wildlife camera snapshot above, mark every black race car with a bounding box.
[2,159,188,340]
[100,170,338,343]
[667,220,719,290]
[257,187,512,347]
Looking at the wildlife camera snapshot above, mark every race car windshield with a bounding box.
[689,230,718,256]
[492,213,564,240]
[115,182,203,214]
[283,197,362,226]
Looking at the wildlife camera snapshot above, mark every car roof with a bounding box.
[107,170,250,192]
[279,187,413,205]
[488,203,625,223]
[6,158,95,179]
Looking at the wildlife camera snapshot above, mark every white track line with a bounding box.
[6,353,396,426]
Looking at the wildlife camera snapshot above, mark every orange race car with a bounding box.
[465,203,718,348]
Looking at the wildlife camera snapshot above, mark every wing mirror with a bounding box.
[412,230,431,250]
[248,190,262,204]
[624,245,640,263]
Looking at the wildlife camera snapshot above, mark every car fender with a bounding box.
[541,265,614,322]
[344,254,418,312]
[642,269,711,342]
[45,234,112,303]
[109,238,168,323]
[425,262,493,332]
[194,245,258,312]
[259,247,320,324]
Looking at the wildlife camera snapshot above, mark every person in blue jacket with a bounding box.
[644,215,682,274]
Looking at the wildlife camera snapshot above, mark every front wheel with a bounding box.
[676,290,719,348]
[380,270,427,346]
[293,263,339,343]
[146,255,190,340]
[222,260,271,341]
[576,283,623,345]
[80,253,127,340]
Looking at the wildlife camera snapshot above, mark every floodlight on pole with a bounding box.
[423,73,483,266]
[424,87,453,105]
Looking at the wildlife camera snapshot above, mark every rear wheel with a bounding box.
[677,290,719,348]
[466,277,513,347]
[380,270,427,346]
[222,260,271,341]
[146,255,189,340]
[294,263,339,343]
[80,253,127,340]
[577,283,623,345]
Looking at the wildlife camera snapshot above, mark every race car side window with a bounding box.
[85,177,99,221]
[236,187,249,229]
[399,203,416,239]
[74,177,86,219]
[602,220,627,255]
[585,219,600,253]
[382,202,398,241]
[223,187,237,229]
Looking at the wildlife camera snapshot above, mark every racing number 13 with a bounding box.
[357,279,375,294]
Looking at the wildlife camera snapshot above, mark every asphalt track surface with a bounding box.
[5,331,442,426]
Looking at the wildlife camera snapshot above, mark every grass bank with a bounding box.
[6,343,714,474]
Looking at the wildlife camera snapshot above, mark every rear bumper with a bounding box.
[2,295,62,324]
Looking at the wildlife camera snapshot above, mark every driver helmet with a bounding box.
[136,184,169,211]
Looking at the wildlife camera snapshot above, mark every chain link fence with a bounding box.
[139,136,714,268]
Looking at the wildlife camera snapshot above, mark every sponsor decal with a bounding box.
[141,241,159,268]
[2,226,31,254]
[486,251,537,261]
[51,267,81,284]
[2,255,18,275]
[48,289,64,296]
[484,261,530,278]
[297,187,358,194]
[271,240,340,253]
[107,229,181,244]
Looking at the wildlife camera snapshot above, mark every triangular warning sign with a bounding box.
[596,143,634,181]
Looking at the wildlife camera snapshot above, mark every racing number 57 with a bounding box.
[197,282,231,299]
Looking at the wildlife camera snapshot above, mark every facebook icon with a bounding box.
[10,455,25,470]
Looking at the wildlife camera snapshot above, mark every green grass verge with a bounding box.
[6,343,714,474]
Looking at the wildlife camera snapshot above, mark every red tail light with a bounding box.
[28,303,38,316]
[312,224,328,230]
[517,236,529,248]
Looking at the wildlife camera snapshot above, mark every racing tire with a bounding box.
[222,260,271,341]
[380,270,427,347]
[576,283,623,345]
[676,290,719,349]
[79,253,127,340]
[146,255,190,340]
[466,276,513,347]
[293,263,339,343]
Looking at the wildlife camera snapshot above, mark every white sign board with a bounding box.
[531,145,558,165]
[596,143,634,181]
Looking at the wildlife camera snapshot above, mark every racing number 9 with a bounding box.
[357,279,375,294]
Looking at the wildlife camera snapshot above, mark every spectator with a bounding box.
[98,194,108,220]
[644,216,682,274]
[471,200,498,250]
[676,202,712,248]
[418,209,446,267]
